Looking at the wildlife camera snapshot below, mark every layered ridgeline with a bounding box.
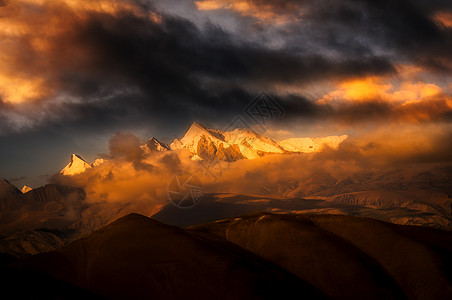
[0,173,451,258]
[1,122,451,259]
[5,213,452,299]
[60,122,347,175]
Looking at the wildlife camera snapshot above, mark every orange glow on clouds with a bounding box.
[14,0,149,18]
[195,0,301,24]
[325,77,393,102]
[0,74,48,104]
[319,77,444,104]
[0,0,161,104]
[0,0,450,131]
[435,12,452,27]
[315,65,452,124]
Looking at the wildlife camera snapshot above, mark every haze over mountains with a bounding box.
[50,123,452,231]
[61,122,349,177]
[0,122,451,299]
[0,122,451,260]
[1,0,451,298]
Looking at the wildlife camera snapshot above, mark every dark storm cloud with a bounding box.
[199,0,452,72]
[50,9,395,125]
[1,0,451,135]
[1,0,452,193]
[273,92,452,127]
[0,0,402,136]
[256,0,452,72]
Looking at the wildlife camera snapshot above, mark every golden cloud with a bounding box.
[195,0,302,24]
[52,120,452,212]
[319,77,443,104]
[314,66,452,125]
[435,11,452,27]
[0,0,160,105]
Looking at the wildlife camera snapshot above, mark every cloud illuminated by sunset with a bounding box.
[0,0,160,105]
[319,77,444,104]
[435,12,452,27]
[195,0,302,23]
[0,0,451,184]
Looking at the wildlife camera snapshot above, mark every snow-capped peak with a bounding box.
[142,137,169,153]
[60,154,92,176]
[179,122,224,145]
[169,122,284,160]
[223,128,285,159]
[21,185,33,193]
[170,122,225,152]
[141,122,348,162]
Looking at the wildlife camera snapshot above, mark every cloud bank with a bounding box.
[0,0,451,182]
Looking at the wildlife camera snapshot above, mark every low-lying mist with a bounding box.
[53,123,452,209]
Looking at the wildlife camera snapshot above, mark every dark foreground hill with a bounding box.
[192,213,452,299]
[4,213,323,300]
[3,212,452,299]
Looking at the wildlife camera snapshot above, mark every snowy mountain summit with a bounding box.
[21,185,33,193]
[60,154,92,176]
[167,122,347,161]
[60,122,348,175]
[141,137,170,153]
[170,122,285,160]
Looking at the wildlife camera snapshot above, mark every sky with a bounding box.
[0,0,452,187]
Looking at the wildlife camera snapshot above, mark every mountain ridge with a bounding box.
[7,212,452,299]
[58,122,348,175]
[7,213,324,300]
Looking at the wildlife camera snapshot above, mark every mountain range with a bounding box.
[0,122,451,285]
[61,122,348,176]
[167,122,348,160]
[1,119,451,299]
